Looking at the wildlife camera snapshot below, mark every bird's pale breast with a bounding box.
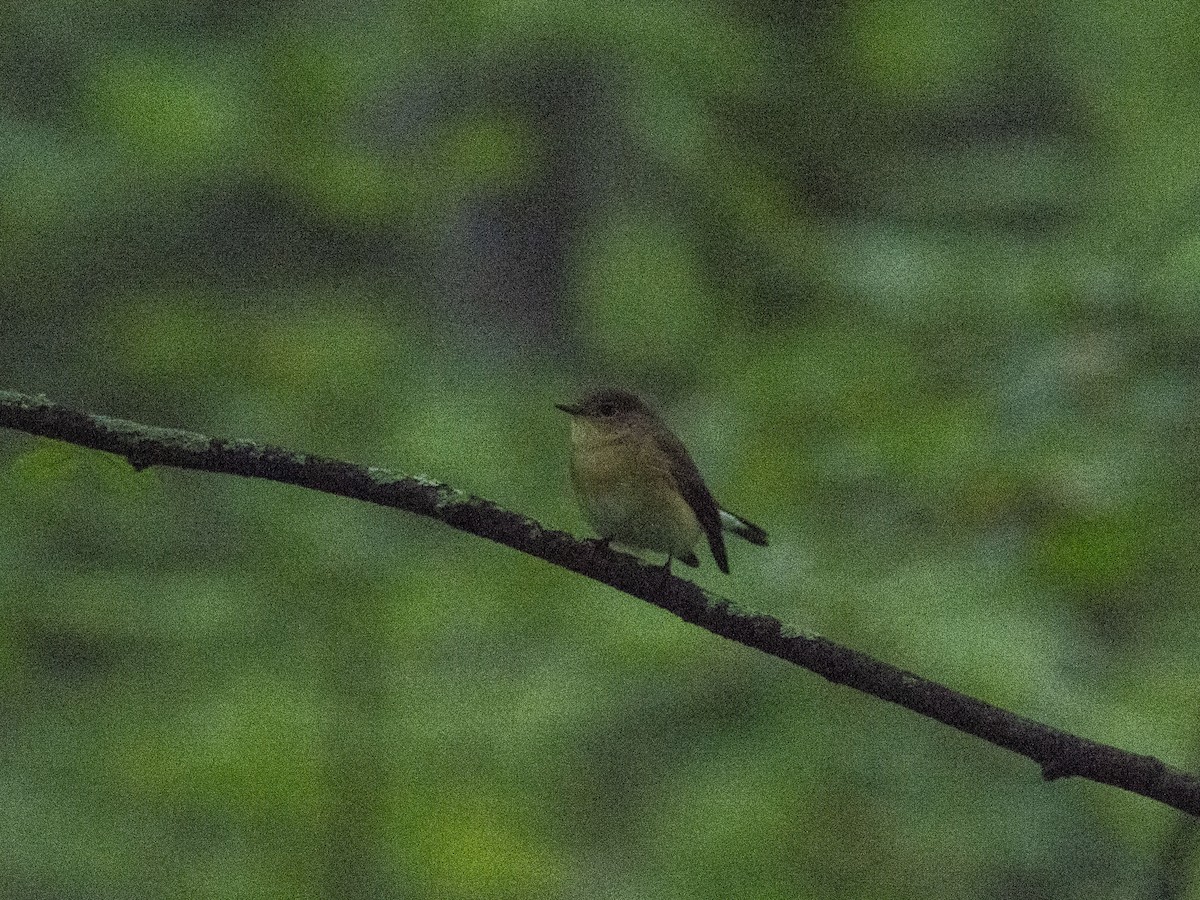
[568,421,701,558]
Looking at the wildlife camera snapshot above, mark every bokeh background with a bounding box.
[4,1,1200,897]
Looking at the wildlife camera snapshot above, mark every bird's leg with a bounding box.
[662,555,673,576]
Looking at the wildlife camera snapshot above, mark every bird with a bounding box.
[556,388,768,574]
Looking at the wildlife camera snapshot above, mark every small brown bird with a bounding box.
[556,388,768,573]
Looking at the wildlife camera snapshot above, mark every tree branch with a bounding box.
[2,388,1197,816]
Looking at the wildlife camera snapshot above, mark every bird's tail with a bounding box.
[719,509,768,546]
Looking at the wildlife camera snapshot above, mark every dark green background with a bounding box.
[4,1,1200,897]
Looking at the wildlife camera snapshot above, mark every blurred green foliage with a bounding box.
[4,0,1200,897]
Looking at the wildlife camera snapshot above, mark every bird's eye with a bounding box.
[597,403,618,417]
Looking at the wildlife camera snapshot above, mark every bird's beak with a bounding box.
[555,403,582,415]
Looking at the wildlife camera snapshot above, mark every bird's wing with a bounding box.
[654,429,729,574]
